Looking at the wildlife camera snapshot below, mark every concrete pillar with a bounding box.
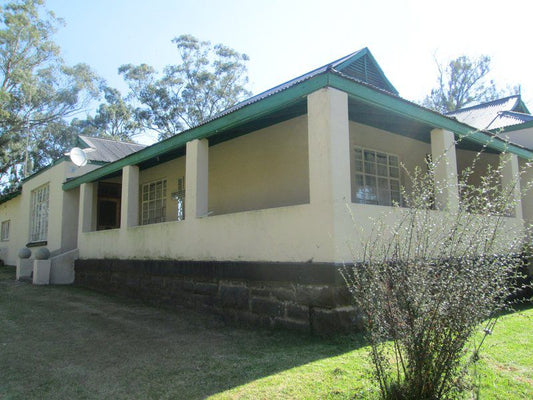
[33,260,51,285]
[501,153,523,219]
[307,88,351,262]
[430,128,459,211]
[121,165,139,228]
[79,182,96,233]
[185,139,209,218]
[308,88,351,207]
[16,259,33,280]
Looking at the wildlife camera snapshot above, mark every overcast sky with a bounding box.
[46,0,533,143]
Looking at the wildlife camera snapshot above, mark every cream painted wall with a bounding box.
[456,149,500,187]
[348,121,431,203]
[135,115,310,222]
[209,116,310,215]
[0,195,22,265]
[0,160,100,265]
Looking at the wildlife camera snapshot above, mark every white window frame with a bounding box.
[353,146,401,206]
[29,184,49,242]
[141,179,167,225]
[1,220,9,241]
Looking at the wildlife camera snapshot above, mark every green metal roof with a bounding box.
[62,60,533,191]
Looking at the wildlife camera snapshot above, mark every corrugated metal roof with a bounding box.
[446,95,527,130]
[488,111,533,130]
[78,135,146,163]
[203,48,398,126]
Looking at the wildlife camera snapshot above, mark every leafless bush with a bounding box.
[343,148,531,399]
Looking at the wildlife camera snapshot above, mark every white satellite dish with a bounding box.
[66,147,88,167]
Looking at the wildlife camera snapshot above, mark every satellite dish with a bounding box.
[66,147,88,167]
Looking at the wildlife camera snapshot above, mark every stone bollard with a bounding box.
[33,247,51,285]
[16,247,33,280]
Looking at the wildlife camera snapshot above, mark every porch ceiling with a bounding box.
[347,97,497,153]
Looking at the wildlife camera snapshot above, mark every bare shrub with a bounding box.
[343,147,531,399]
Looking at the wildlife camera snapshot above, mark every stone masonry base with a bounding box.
[74,259,362,335]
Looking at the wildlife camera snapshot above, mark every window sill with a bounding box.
[26,240,47,248]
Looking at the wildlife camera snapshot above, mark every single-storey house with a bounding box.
[1,48,532,333]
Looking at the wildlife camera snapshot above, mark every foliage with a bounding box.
[343,146,531,399]
[119,34,251,141]
[422,55,507,113]
[0,0,99,190]
[69,86,140,142]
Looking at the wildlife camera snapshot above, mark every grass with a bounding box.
[0,264,531,399]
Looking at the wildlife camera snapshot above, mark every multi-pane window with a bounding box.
[1,220,9,241]
[141,179,167,225]
[29,184,49,242]
[354,147,401,206]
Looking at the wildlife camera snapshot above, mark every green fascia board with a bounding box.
[62,70,533,192]
[327,73,533,160]
[62,74,329,191]
[335,47,399,95]
[493,119,533,134]
[0,189,22,205]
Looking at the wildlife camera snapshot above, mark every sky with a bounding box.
[45,0,533,144]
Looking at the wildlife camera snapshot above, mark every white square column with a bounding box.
[185,138,209,219]
[308,88,351,207]
[430,128,459,212]
[501,153,523,219]
[79,182,96,233]
[121,165,139,228]
[307,88,351,262]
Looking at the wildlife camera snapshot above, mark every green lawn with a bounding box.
[0,265,531,399]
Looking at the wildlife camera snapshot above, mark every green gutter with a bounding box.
[492,119,533,134]
[63,70,533,192]
[63,74,329,191]
[0,189,22,205]
[327,73,533,160]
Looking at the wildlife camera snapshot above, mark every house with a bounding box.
[1,48,532,333]
[0,136,145,280]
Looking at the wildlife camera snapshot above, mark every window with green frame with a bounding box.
[354,147,401,206]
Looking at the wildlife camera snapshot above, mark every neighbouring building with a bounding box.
[1,48,532,333]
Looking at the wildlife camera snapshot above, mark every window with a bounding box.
[354,147,401,206]
[1,220,9,241]
[30,184,49,242]
[141,179,167,225]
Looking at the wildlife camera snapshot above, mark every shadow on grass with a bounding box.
[0,265,368,400]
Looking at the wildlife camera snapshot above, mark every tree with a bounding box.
[119,34,251,141]
[70,86,140,142]
[0,0,99,191]
[343,149,530,399]
[422,55,503,113]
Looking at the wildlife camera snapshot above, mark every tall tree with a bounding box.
[70,86,140,142]
[0,0,99,191]
[119,34,251,141]
[422,55,502,113]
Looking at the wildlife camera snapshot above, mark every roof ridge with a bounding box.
[78,134,145,146]
[447,95,520,115]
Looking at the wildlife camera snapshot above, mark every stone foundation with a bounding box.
[74,259,362,335]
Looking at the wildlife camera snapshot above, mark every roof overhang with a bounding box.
[63,71,533,191]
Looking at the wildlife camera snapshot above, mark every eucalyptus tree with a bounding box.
[119,34,251,141]
[0,0,99,191]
